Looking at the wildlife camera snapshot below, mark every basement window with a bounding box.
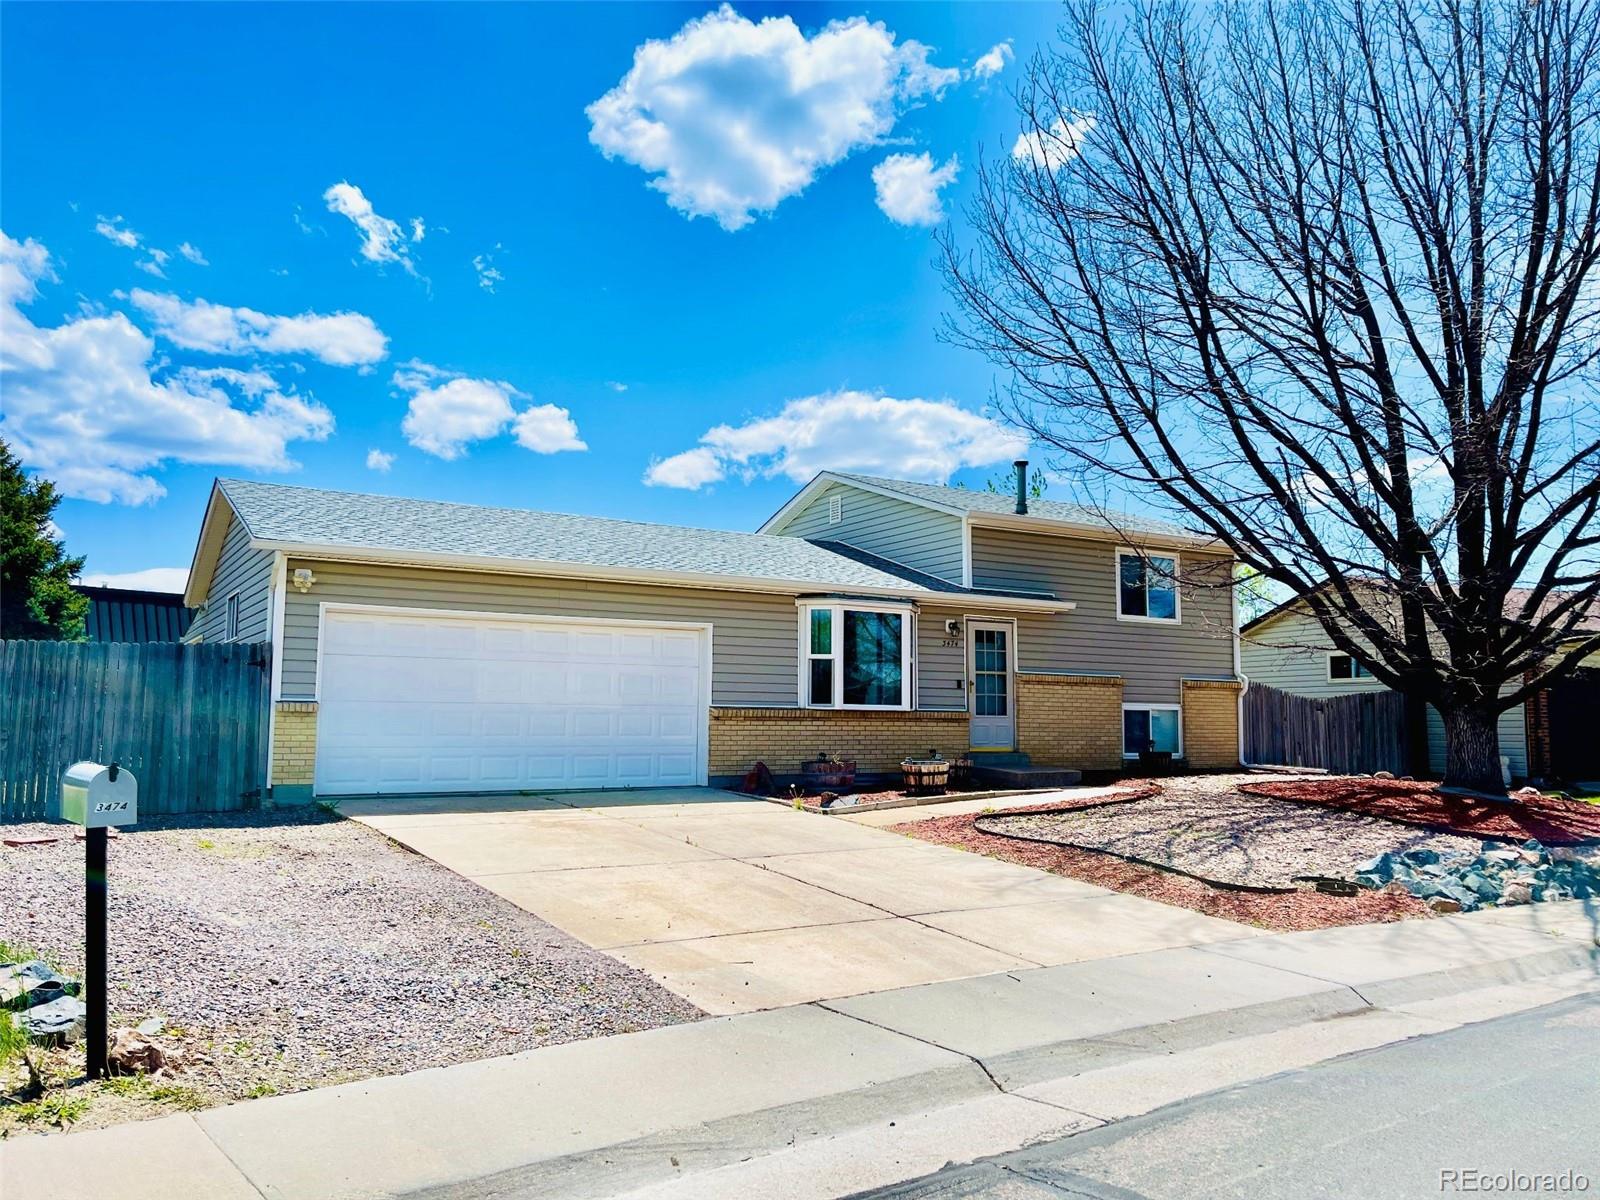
[799,602,912,710]
[1123,704,1181,758]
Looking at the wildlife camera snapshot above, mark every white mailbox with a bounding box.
[58,761,138,828]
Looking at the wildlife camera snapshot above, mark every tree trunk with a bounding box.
[1440,703,1506,795]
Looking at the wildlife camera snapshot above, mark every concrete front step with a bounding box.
[971,764,1083,788]
[967,750,1032,769]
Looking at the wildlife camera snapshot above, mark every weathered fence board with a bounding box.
[1244,682,1409,776]
[0,640,271,821]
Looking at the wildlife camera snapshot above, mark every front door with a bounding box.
[968,620,1016,750]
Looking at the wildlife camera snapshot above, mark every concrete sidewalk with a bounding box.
[3,902,1594,1200]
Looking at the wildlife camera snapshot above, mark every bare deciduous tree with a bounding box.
[943,0,1600,793]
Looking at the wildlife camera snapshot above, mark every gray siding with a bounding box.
[971,528,1236,704]
[279,559,975,712]
[1242,608,1528,777]
[281,559,800,705]
[197,512,274,643]
[916,607,970,711]
[784,482,965,584]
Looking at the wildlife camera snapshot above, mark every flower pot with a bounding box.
[802,758,856,790]
[901,757,950,796]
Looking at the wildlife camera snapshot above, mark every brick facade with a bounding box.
[1180,679,1242,769]
[709,707,968,779]
[1015,673,1125,771]
[271,701,318,788]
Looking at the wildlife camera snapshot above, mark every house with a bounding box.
[1240,590,1600,783]
[73,584,195,643]
[182,465,1243,801]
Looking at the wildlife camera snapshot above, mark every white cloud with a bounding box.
[410,217,426,243]
[644,446,725,490]
[607,380,629,393]
[130,289,388,366]
[366,448,395,472]
[78,566,190,593]
[1,231,335,505]
[177,242,208,266]
[323,182,419,274]
[872,152,959,226]
[972,41,1013,80]
[587,5,960,231]
[1012,115,1096,172]
[94,215,141,249]
[645,389,1026,489]
[473,247,504,292]
[394,361,586,460]
[512,405,587,454]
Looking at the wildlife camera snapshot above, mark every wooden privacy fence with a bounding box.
[0,640,271,822]
[1244,682,1410,776]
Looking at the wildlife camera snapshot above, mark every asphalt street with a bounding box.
[853,993,1600,1200]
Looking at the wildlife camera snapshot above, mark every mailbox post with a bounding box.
[56,761,138,1079]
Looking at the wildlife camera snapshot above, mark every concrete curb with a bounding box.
[3,905,1594,1200]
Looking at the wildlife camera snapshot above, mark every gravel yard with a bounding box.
[896,774,1434,930]
[978,784,1484,890]
[1,807,700,1134]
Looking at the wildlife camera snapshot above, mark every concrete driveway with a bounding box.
[343,788,1259,1014]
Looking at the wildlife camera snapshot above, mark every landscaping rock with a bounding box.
[1427,897,1463,913]
[1500,881,1534,905]
[108,1027,174,1075]
[16,994,87,1044]
[1,960,79,1011]
[1400,848,1441,867]
[136,1015,165,1037]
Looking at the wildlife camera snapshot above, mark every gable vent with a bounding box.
[828,494,844,524]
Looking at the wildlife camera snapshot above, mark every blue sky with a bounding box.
[1,2,1066,591]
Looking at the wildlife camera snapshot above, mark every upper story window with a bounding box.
[1116,550,1179,622]
[1328,652,1375,681]
[225,592,242,641]
[800,602,911,710]
[827,494,844,524]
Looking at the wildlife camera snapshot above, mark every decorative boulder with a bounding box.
[1,961,79,1011]
[1400,848,1441,867]
[16,995,87,1044]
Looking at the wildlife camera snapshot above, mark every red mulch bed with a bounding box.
[1239,778,1600,846]
[894,801,1430,933]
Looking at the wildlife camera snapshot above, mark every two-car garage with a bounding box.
[311,606,710,796]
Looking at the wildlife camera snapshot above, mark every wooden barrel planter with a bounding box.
[901,752,950,796]
[802,755,856,790]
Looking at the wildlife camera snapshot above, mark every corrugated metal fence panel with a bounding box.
[1244,682,1409,776]
[0,640,270,821]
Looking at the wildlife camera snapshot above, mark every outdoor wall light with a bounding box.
[292,568,316,593]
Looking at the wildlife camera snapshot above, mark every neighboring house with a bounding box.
[1240,590,1600,782]
[73,585,195,642]
[183,467,1242,801]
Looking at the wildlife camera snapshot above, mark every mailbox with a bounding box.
[57,761,138,828]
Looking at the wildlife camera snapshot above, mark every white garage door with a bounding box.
[314,607,707,796]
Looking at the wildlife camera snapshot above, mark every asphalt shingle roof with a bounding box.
[218,478,1055,600]
[832,473,1195,538]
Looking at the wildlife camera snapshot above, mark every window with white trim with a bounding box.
[1116,550,1179,622]
[827,494,844,524]
[225,592,241,641]
[1123,703,1181,757]
[1327,652,1375,681]
[799,602,912,709]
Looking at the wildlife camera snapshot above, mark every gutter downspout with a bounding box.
[1233,567,1250,767]
[265,551,287,802]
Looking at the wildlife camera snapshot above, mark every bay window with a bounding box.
[799,602,912,710]
[1117,550,1179,622]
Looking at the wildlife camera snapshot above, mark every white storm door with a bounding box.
[968,620,1016,750]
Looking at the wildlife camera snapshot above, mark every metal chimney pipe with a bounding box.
[1014,460,1029,515]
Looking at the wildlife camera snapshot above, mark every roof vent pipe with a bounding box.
[1014,460,1029,515]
